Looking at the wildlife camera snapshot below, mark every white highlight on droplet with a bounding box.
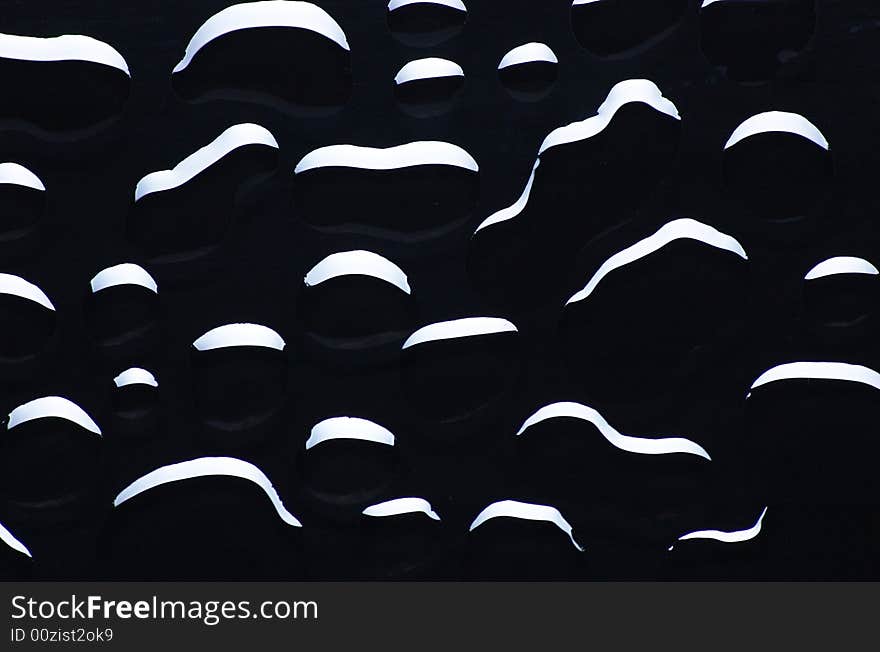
[748,361,880,396]
[113,367,158,389]
[8,396,101,436]
[388,0,466,11]
[305,416,396,450]
[294,141,478,174]
[566,218,747,305]
[192,323,286,352]
[395,57,463,85]
[674,506,768,546]
[498,42,558,70]
[0,521,31,558]
[363,497,440,520]
[469,500,584,551]
[805,256,879,281]
[90,263,158,294]
[0,274,54,311]
[516,401,711,460]
[135,123,278,202]
[0,33,130,76]
[539,79,679,155]
[0,162,45,192]
[473,80,678,234]
[304,250,411,294]
[725,111,829,151]
[113,456,302,527]
[402,317,517,350]
[172,1,350,74]
[473,161,539,234]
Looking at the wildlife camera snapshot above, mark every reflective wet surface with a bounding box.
[1,0,879,580]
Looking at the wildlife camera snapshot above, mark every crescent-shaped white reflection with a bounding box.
[135,123,278,202]
[805,256,879,281]
[394,57,463,85]
[113,456,302,527]
[113,367,158,389]
[402,317,517,350]
[498,42,558,70]
[0,274,54,311]
[304,250,411,294]
[363,497,440,520]
[388,0,466,10]
[725,111,829,151]
[305,416,396,450]
[517,401,711,460]
[192,323,285,352]
[469,500,584,551]
[0,33,130,76]
[90,263,158,294]
[7,396,101,436]
[294,141,478,174]
[473,160,539,234]
[172,1,350,74]
[566,218,747,305]
[0,162,45,191]
[748,361,880,396]
[0,520,31,558]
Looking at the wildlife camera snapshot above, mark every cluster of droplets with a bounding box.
[0,0,875,580]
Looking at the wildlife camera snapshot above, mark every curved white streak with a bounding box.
[402,317,517,350]
[701,0,742,7]
[516,401,711,460]
[363,497,440,520]
[0,521,31,558]
[90,263,158,294]
[498,42,558,70]
[8,396,101,436]
[539,79,679,155]
[304,250,411,294]
[305,416,395,450]
[473,160,538,234]
[113,457,302,527]
[805,256,879,281]
[0,33,130,76]
[469,500,584,551]
[676,507,768,545]
[473,80,677,236]
[395,57,463,85]
[748,361,880,395]
[0,274,54,311]
[566,218,747,305]
[135,123,278,202]
[294,141,478,174]
[192,323,286,352]
[725,111,829,151]
[172,1,349,74]
[0,163,45,191]
[113,367,158,389]
[388,0,466,11]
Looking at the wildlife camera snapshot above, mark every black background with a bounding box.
[0,0,879,580]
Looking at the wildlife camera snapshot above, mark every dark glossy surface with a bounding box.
[0,0,878,580]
